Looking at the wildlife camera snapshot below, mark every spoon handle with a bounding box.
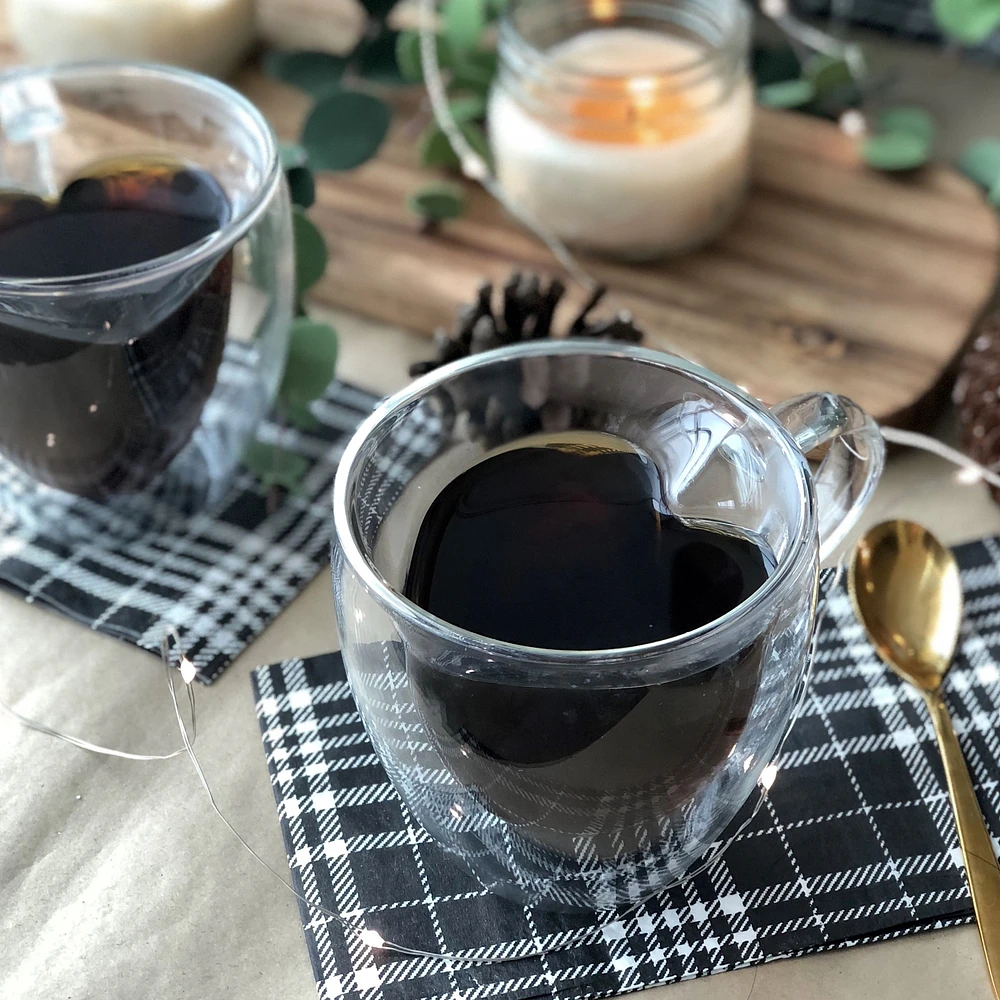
[926,691,1000,999]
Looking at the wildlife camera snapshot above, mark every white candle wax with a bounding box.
[9,0,256,79]
[489,28,753,260]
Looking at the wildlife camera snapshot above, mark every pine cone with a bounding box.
[955,309,1000,503]
[410,272,644,378]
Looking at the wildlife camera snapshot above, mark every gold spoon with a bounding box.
[850,519,1000,998]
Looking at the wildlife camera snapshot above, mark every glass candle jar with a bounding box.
[0,63,293,540]
[8,0,257,79]
[489,0,753,261]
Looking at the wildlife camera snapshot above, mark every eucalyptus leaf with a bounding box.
[281,318,339,406]
[877,106,936,142]
[419,126,460,170]
[358,29,407,84]
[396,31,452,82]
[264,50,348,97]
[804,54,853,94]
[451,48,498,93]
[459,121,491,165]
[358,0,400,19]
[958,137,1000,189]
[751,45,801,86]
[757,78,816,109]
[444,0,486,55]
[293,206,328,295]
[301,89,392,171]
[932,0,1000,44]
[279,142,308,170]
[448,93,488,122]
[408,182,466,221]
[287,165,316,209]
[284,402,322,431]
[243,441,310,491]
[861,132,930,171]
[418,122,491,171]
[808,82,864,121]
[451,62,493,93]
[243,439,278,480]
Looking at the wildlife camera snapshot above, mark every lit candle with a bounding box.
[489,0,753,260]
[8,0,257,79]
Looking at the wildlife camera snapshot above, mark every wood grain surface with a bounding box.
[239,67,1000,427]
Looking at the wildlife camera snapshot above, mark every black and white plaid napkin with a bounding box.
[0,377,378,684]
[253,537,1000,1000]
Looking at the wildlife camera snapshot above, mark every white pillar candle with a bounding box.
[9,0,257,79]
[489,24,753,260]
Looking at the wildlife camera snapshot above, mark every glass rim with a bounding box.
[332,340,816,666]
[0,61,280,298]
[498,0,750,96]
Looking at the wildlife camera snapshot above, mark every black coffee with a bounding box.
[0,158,232,499]
[404,436,775,849]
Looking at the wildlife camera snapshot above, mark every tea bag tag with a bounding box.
[0,75,64,198]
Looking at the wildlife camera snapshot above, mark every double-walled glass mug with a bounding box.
[0,63,293,538]
[332,342,884,910]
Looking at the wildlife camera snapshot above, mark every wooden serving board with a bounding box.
[239,67,1000,428]
[0,0,992,430]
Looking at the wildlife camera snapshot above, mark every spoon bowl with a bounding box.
[849,519,963,690]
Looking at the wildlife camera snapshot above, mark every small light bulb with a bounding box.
[761,0,788,18]
[839,110,867,138]
[760,763,779,790]
[957,466,983,485]
[179,656,198,685]
[461,155,489,182]
[361,929,384,949]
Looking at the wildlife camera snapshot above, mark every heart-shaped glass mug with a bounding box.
[332,342,884,910]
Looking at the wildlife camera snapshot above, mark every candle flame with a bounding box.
[589,0,618,21]
[626,76,658,112]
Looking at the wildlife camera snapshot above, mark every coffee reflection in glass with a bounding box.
[0,159,233,498]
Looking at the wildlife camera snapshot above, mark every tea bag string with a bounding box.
[3,431,999,967]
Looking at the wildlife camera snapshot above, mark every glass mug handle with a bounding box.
[771,393,885,562]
